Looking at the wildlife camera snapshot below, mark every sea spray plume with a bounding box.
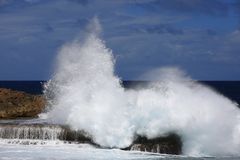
[86,16,102,35]
[140,67,190,82]
[133,68,240,155]
[44,18,135,148]
[45,18,240,155]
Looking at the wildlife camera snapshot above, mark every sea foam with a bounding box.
[44,18,240,156]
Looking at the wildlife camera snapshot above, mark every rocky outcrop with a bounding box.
[124,134,182,155]
[0,88,45,119]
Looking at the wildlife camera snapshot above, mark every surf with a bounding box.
[44,18,240,156]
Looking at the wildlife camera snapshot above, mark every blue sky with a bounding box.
[0,0,239,80]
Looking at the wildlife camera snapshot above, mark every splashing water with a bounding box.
[44,18,240,156]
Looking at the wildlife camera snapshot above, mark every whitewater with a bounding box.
[41,18,240,157]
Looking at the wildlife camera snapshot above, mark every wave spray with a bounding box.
[44,18,240,156]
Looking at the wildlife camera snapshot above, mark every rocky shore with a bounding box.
[0,88,182,155]
[0,88,45,119]
[0,123,182,155]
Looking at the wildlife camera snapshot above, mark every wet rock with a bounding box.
[62,125,94,144]
[0,123,94,145]
[0,88,45,119]
[124,134,182,155]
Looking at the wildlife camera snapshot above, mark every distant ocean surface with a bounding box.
[0,81,239,105]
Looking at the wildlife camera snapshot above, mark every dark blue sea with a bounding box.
[0,81,239,105]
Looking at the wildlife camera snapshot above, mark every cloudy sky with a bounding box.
[0,0,239,80]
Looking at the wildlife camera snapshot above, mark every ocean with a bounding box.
[0,81,239,104]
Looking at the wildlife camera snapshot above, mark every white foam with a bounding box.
[0,143,167,160]
[44,18,240,156]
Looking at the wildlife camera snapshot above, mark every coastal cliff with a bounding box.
[0,88,45,118]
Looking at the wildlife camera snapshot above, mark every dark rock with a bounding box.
[124,134,182,155]
[61,125,94,144]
